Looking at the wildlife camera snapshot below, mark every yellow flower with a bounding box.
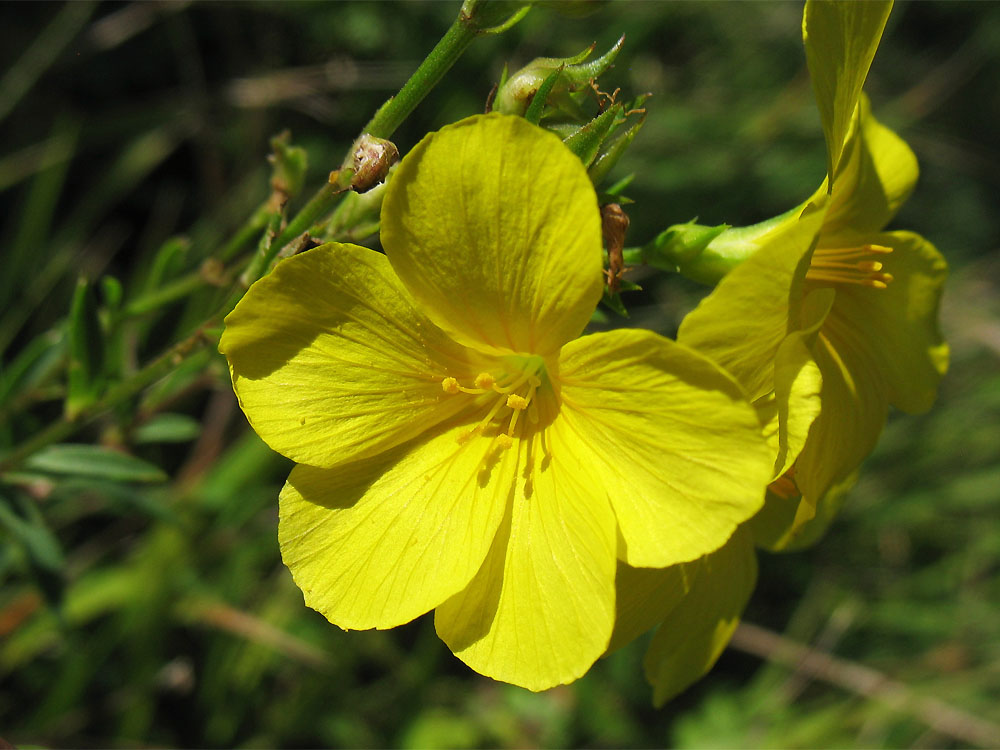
[678,0,947,528]
[612,0,947,705]
[220,113,771,690]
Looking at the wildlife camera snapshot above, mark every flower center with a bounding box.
[440,355,546,450]
[805,243,893,289]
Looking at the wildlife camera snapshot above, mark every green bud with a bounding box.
[494,35,624,117]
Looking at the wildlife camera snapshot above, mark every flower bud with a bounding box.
[349,134,399,193]
[494,35,624,117]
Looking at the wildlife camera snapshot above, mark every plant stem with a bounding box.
[363,16,477,140]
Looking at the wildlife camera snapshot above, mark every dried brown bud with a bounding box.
[601,203,629,293]
[350,134,399,193]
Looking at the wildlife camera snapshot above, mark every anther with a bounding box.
[441,377,461,394]
[506,394,528,410]
[474,372,495,389]
[495,434,514,451]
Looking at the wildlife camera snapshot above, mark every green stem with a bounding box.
[363,16,477,139]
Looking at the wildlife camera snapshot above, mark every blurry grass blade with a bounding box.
[0,329,65,409]
[0,492,65,573]
[1,116,80,309]
[143,236,191,294]
[0,491,66,610]
[0,123,189,356]
[562,104,623,167]
[22,444,167,483]
[133,413,202,444]
[65,278,105,419]
[0,1,98,125]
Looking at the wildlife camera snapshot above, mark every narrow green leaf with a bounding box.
[65,278,105,418]
[132,413,202,445]
[23,444,167,483]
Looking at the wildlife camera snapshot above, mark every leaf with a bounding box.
[132,413,202,444]
[23,444,167,483]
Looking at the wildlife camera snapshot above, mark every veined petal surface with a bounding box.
[278,421,513,631]
[822,230,948,414]
[381,113,603,357]
[221,244,479,469]
[644,527,757,706]
[796,316,889,504]
[435,417,617,691]
[825,97,919,236]
[678,203,827,402]
[803,0,892,179]
[555,329,771,568]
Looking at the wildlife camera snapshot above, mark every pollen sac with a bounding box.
[350,134,399,193]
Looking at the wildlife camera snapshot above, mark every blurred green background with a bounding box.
[1,1,998,747]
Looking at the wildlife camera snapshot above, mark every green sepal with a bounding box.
[65,277,105,419]
[588,106,646,186]
[600,279,640,318]
[562,104,623,167]
[523,67,564,125]
[638,221,730,278]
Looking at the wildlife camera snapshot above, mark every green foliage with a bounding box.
[0,1,998,747]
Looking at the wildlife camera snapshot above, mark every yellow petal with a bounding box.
[435,425,617,691]
[556,329,771,568]
[678,201,827,402]
[607,561,694,654]
[220,243,479,468]
[803,0,892,178]
[795,321,889,505]
[381,113,603,357]
[824,230,948,414]
[767,288,833,478]
[278,422,513,630]
[644,527,757,706]
[825,96,920,235]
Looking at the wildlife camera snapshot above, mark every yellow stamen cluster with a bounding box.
[441,361,543,449]
[806,243,894,289]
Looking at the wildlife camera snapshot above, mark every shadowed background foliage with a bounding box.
[1,2,998,747]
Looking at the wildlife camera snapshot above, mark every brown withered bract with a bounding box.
[601,203,629,294]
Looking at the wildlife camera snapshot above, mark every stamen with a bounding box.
[506,394,528,410]
[495,434,514,451]
[441,377,461,394]
[474,372,495,389]
[806,243,894,289]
